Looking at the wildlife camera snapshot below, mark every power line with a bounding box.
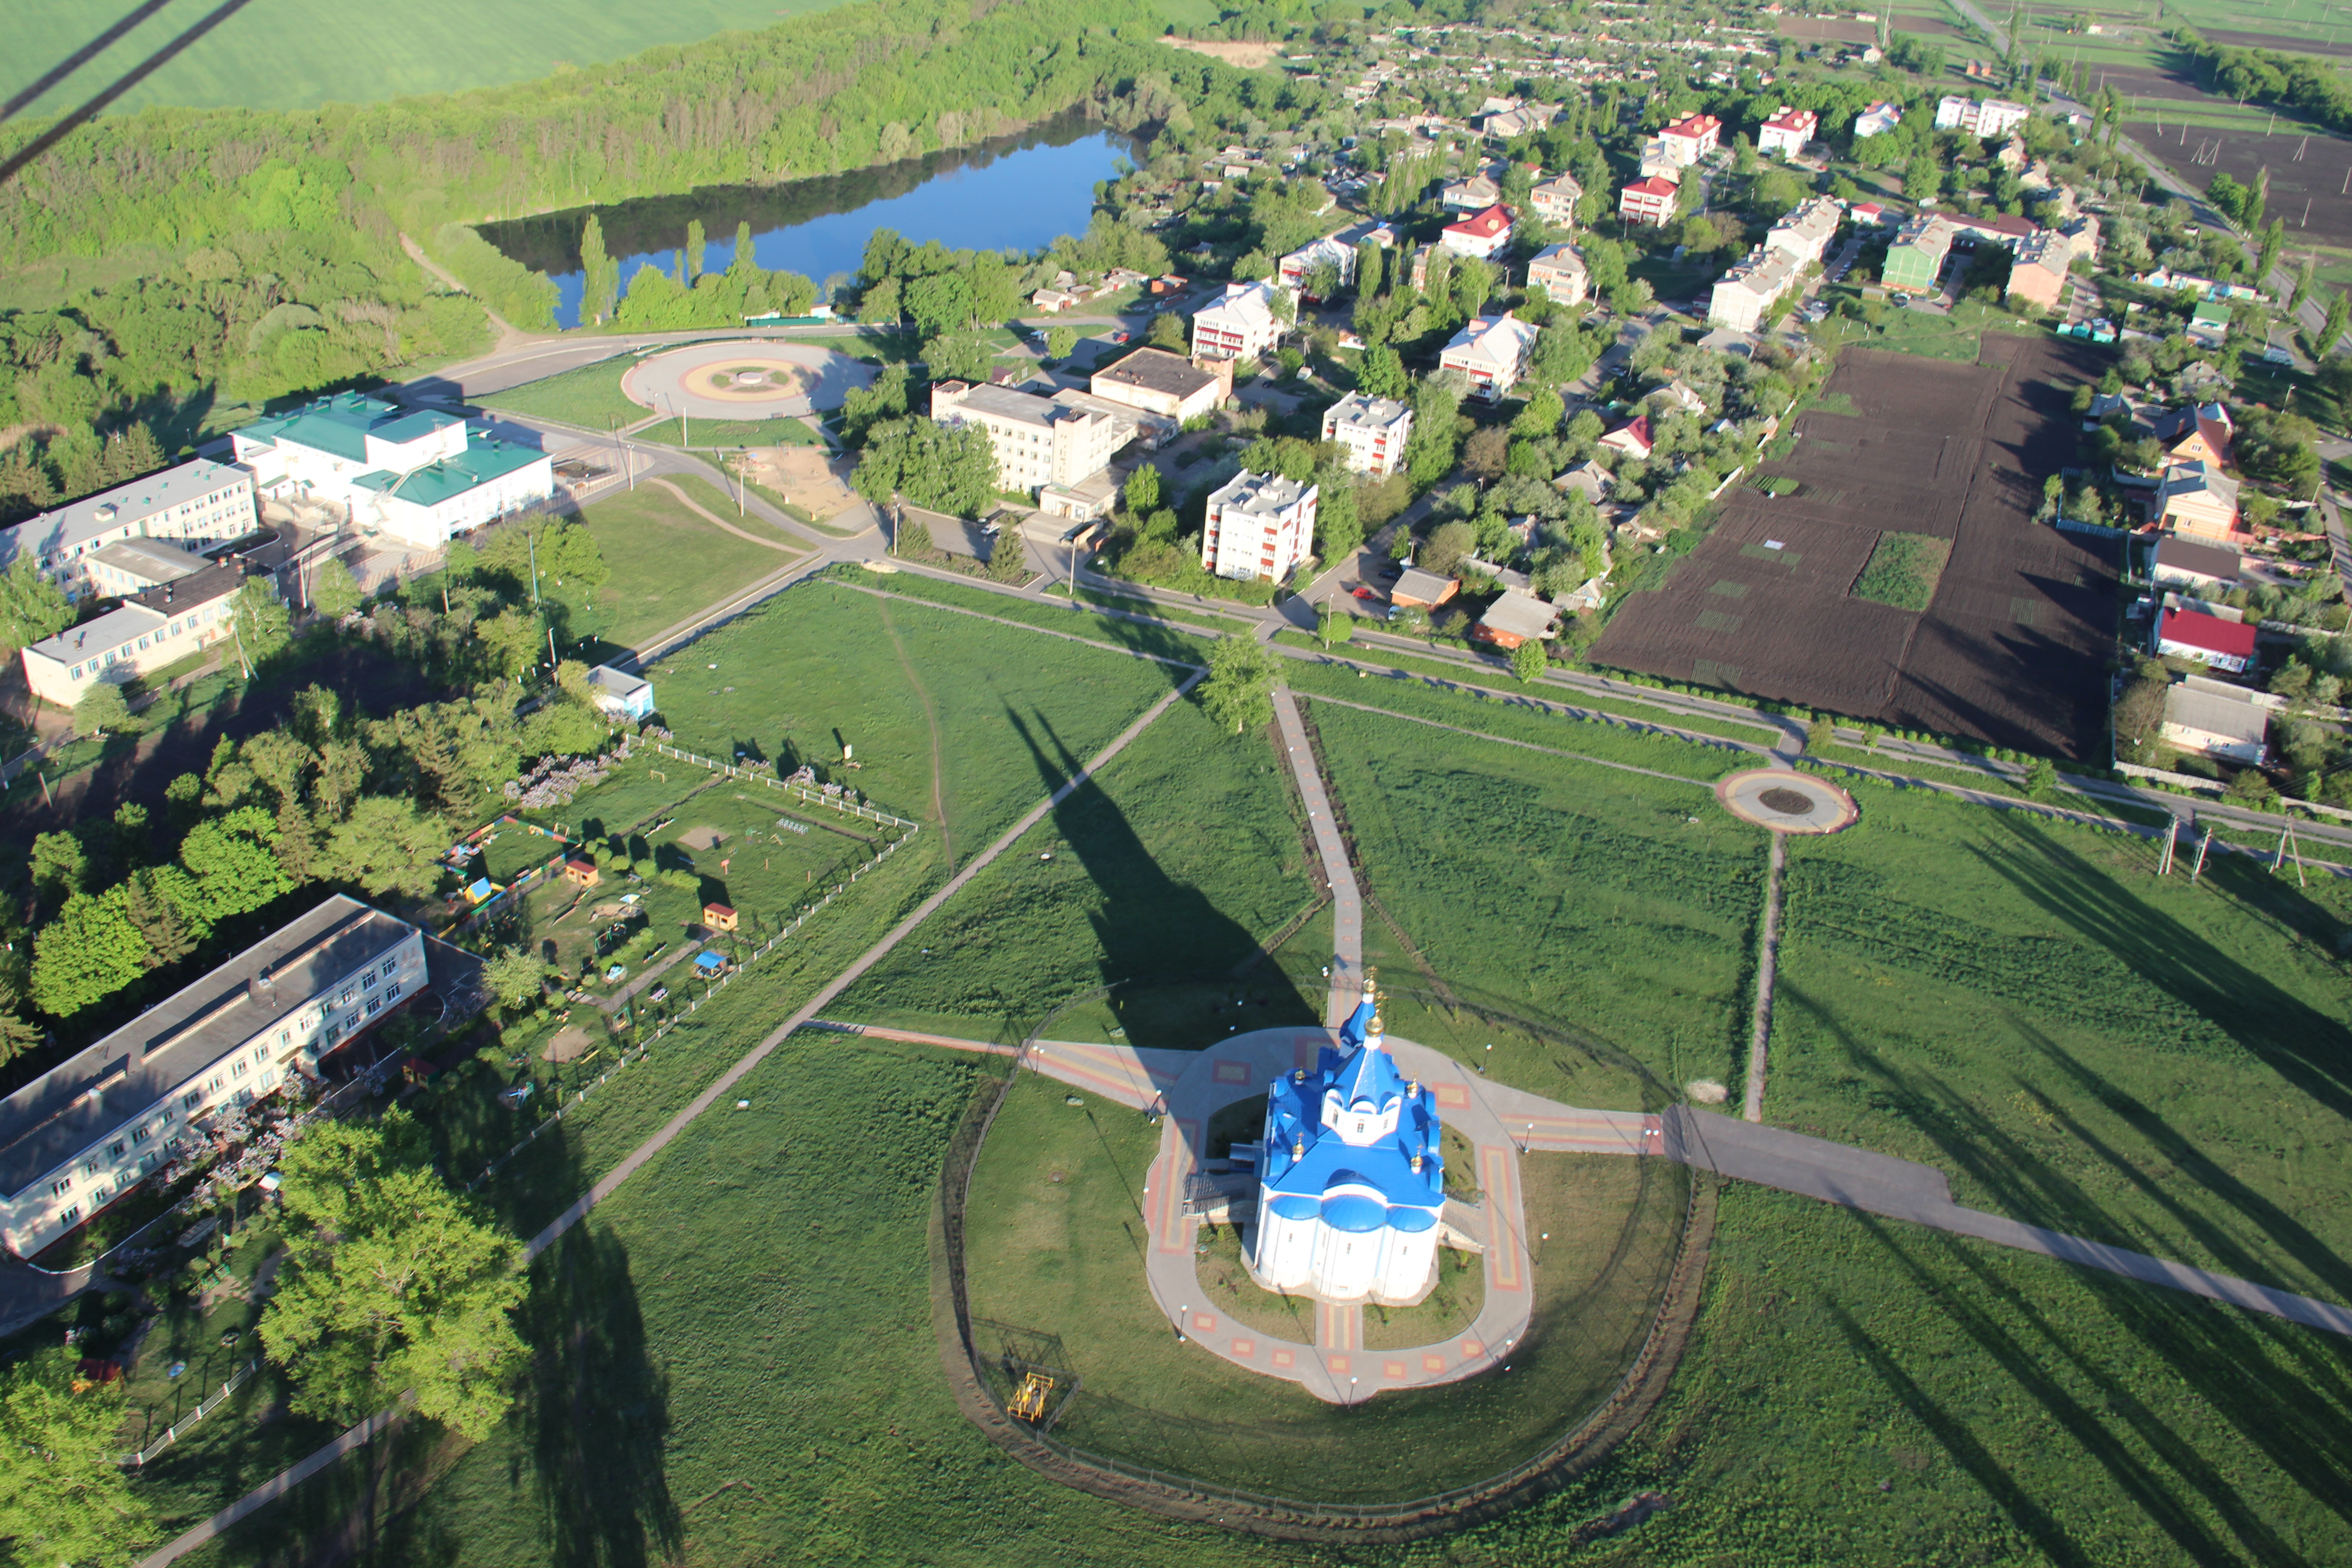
[0,0,255,190]
[0,0,180,123]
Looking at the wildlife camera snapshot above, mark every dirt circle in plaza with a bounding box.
[1715,768,1859,834]
[621,338,878,421]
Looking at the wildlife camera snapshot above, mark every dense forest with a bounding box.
[0,0,1292,523]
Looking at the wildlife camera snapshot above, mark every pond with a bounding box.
[481,116,1135,329]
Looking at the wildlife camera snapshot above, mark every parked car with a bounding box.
[1110,330,1131,343]
[1352,585,1379,601]
[1376,563,1403,581]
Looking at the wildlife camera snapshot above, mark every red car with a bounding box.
[1351,585,1378,601]
[1111,330,1131,343]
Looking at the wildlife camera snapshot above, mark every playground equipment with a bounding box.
[1009,1371,1055,1423]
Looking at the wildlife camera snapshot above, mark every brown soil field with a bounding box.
[1593,336,2121,760]
[1159,37,1283,67]
[1888,13,1968,37]
[1774,16,1880,42]
[2127,118,2352,246]
[2198,28,2352,56]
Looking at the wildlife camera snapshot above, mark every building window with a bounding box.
[380,958,398,979]
[50,1176,71,1197]
[344,1013,359,1032]
[260,1068,277,1089]
[365,996,381,1017]
[183,1090,203,1110]
[362,971,377,992]
[109,1140,125,1158]
[69,665,82,680]
[325,1024,341,1044]
[232,1059,247,1079]
[58,1205,80,1225]
[339,987,355,1007]
[278,1029,291,1047]
[386,982,401,1001]
[130,1125,149,1146]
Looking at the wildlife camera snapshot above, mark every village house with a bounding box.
[1655,113,1723,166]
[2151,535,2242,596]
[1470,589,1558,649]
[1600,416,1655,460]
[2156,606,2256,673]
[1756,106,1819,157]
[2160,676,2270,764]
[1853,100,1902,139]
[1935,96,2030,136]
[2154,461,2241,540]
[1526,243,1589,305]
[1619,174,1681,227]
[1389,566,1459,610]
[1438,312,1543,400]
[1321,394,1415,479]
[1438,204,1517,260]
[1190,280,1287,361]
[1529,173,1584,226]
[1440,174,1503,212]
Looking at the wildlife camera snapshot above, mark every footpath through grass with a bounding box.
[573,482,801,650]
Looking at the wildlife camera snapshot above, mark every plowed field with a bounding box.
[1594,336,2121,760]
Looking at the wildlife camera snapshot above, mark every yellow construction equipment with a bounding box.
[1008,1371,1054,1423]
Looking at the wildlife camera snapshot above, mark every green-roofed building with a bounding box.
[231,393,551,547]
[1882,213,1955,294]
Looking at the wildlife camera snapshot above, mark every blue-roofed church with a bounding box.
[1239,972,1446,1304]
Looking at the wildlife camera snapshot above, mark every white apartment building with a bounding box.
[1191,281,1286,361]
[83,539,211,598]
[20,561,255,709]
[1757,106,1819,157]
[929,381,1127,495]
[1764,196,1842,266]
[1526,243,1589,304]
[1202,470,1319,582]
[231,393,553,549]
[1707,245,1803,333]
[1853,100,1902,139]
[1437,204,1516,260]
[1656,113,1723,167]
[1277,235,1359,300]
[1089,348,1227,425]
[1440,174,1502,212]
[1935,96,2030,137]
[0,460,255,601]
[1321,394,1414,479]
[1438,311,1542,400]
[1529,173,1584,226]
[0,896,426,1260]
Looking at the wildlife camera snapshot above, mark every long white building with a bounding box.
[1321,394,1414,479]
[1708,245,1803,333]
[0,460,255,602]
[1202,470,1318,582]
[1936,96,2030,136]
[0,897,426,1260]
[1191,281,1286,361]
[1764,196,1842,267]
[231,394,553,549]
[20,560,255,709]
[1438,311,1542,400]
[929,380,1127,495]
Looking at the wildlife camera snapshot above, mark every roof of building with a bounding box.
[1391,566,1457,603]
[1092,348,1220,402]
[1443,204,1515,241]
[1196,280,1283,332]
[1533,172,1584,199]
[237,393,460,464]
[1769,197,1842,250]
[1762,106,1818,132]
[2165,678,2269,746]
[348,431,545,510]
[588,663,649,699]
[1529,241,1587,276]
[2160,607,2259,658]
[2153,535,2242,583]
[1324,392,1412,431]
[87,537,210,584]
[26,563,247,667]
[2014,229,2073,273]
[1602,415,1654,453]
[1209,469,1315,515]
[1440,312,1541,371]
[1622,174,1681,199]
[2161,460,2240,510]
[1661,112,1722,139]
[1892,212,1956,251]
[0,460,250,573]
[0,896,413,1196]
[1258,995,1443,1223]
[1479,588,1558,640]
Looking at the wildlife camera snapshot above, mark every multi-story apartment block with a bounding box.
[1277,235,1359,300]
[2006,230,2075,309]
[1619,175,1681,227]
[1526,243,1589,304]
[1191,281,1286,361]
[929,381,1126,495]
[1883,213,1958,292]
[1656,113,1723,167]
[1529,173,1584,226]
[1707,246,1802,333]
[1764,197,1842,266]
[1438,312,1543,400]
[1853,101,1902,139]
[0,460,255,601]
[1935,96,2029,137]
[1202,470,1319,582]
[0,896,427,1260]
[1438,205,1516,260]
[1756,106,1820,157]
[1088,349,1228,425]
[20,560,259,709]
[1321,394,1415,479]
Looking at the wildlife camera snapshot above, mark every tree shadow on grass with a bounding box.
[1005,706,1313,1050]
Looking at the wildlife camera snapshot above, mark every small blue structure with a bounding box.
[693,951,727,977]
[1240,973,1446,1304]
[587,664,655,721]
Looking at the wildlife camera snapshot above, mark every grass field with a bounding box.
[3,0,855,118]
[634,416,823,448]
[568,481,801,652]
[476,357,644,430]
[1852,531,1955,612]
[832,687,1319,1047]
[1769,772,2352,1302]
[959,1072,1685,1502]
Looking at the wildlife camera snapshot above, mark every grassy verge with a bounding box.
[843,568,1219,665]
[477,357,642,428]
[632,415,821,448]
[571,482,802,649]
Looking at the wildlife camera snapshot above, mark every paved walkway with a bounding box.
[1271,687,1360,1023]
[1744,834,1786,1124]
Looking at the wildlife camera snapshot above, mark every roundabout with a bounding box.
[620,337,879,421]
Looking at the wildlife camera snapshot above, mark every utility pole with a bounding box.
[527,530,543,608]
[2190,824,2213,884]
[2158,812,2178,875]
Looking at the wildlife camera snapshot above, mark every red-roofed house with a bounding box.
[1757,106,1819,157]
[1657,113,1723,166]
[1600,416,1654,459]
[1439,204,1517,259]
[1619,175,1681,227]
[2156,607,2257,673]
[1849,201,1889,228]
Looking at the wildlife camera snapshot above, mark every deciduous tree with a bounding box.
[1199,636,1281,735]
[71,682,129,739]
[326,797,452,900]
[310,557,363,618]
[0,1357,152,1566]
[0,557,72,655]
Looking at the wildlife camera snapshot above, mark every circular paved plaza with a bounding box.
[621,338,878,421]
[1715,768,1859,834]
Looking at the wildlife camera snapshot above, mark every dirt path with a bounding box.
[878,600,952,872]
[642,476,801,556]
[1741,834,1788,1124]
[397,233,533,358]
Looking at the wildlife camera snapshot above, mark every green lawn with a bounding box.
[3,0,856,117]
[1769,774,2352,1303]
[569,481,801,651]
[633,415,823,448]
[476,357,645,430]
[832,686,1319,1046]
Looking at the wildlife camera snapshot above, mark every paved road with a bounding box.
[137,672,1203,1568]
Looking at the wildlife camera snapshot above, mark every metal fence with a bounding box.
[121,1358,264,1467]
